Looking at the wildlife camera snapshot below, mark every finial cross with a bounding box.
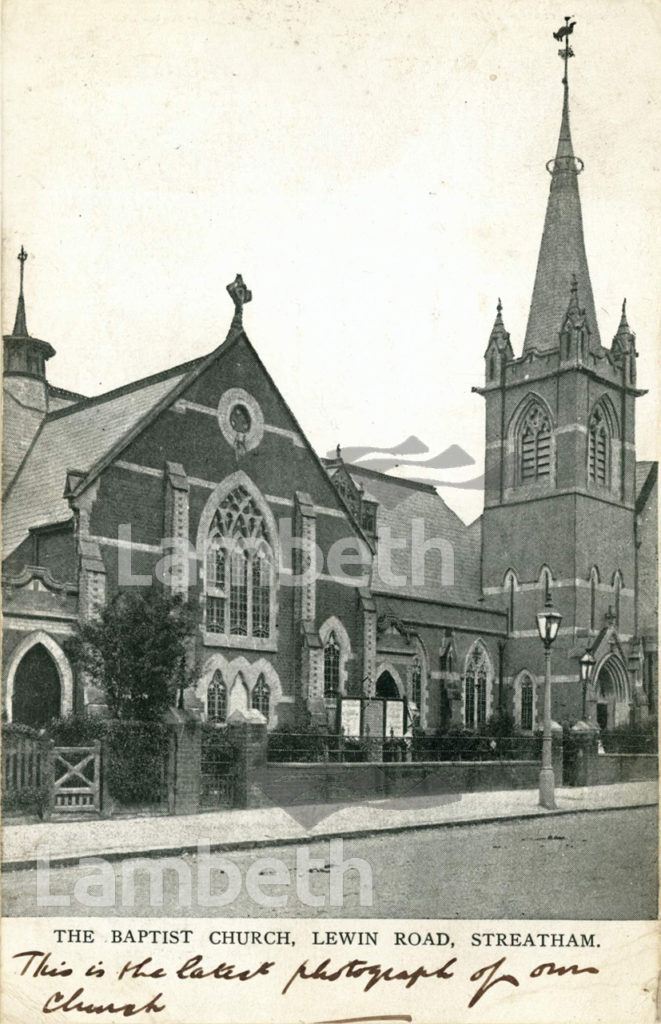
[226,274,252,313]
[17,245,28,292]
[553,16,576,85]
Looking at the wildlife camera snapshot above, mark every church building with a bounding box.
[2,40,657,741]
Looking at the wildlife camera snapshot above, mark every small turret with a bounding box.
[3,247,56,491]
[484,299,513,383]
[611,299,637,385]
[3,247,55,402]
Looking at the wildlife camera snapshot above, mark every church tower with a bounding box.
[477,22,646,727]
[3,247,56,489]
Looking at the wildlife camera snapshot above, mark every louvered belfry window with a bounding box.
[205,484,273,639]
[520,405,552,481]
[588,407,609,485]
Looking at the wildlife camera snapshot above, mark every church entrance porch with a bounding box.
[11,644,61,729]
[593,655,631,730]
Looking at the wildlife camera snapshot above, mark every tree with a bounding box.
[69,590,196,720]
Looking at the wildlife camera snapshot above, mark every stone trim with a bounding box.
[164,461,190,596]
[3,630,74,721]
[295,490,317,625]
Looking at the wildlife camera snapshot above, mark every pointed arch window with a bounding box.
[588,406,609,486]
[207,670,227,724]
[504,571,518,633]
[613,572,623,630]
[590,567,599,631]
[520,674,534,731]
[464,644,491,729]
[204,484,275,641]
[324,632,341,697]
[411,657,422,707]
[540,567,552,605]
[252,674,270,720]
[520,404,552,482]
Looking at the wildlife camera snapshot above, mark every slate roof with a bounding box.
[2,359,202,558]
[345,465,483,605]
[523,80,601,354]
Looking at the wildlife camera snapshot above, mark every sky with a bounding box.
[3,0,660,524]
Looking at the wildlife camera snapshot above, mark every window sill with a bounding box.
[202,633,279,652]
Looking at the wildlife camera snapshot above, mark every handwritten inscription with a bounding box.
[11,946,599,1016]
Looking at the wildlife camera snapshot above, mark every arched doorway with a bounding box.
[376,671,400,699]
[12,644,61,728]
[594,656,630,730]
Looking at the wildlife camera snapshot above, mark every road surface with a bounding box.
[2,806,656,919]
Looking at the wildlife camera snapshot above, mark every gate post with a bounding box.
[228,709,267,808]
[164,708,201,815]
[570,721,600,786]
[41,737,54,822]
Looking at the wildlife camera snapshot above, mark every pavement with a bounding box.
[2,779,657,872]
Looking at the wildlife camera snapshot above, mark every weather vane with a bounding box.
[17,245,28,293]
[553,16,576,86]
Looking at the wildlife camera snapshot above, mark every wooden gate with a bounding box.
[51,742,101,813]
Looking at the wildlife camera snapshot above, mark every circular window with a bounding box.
[217,388,264,452]
[229,403,252,434]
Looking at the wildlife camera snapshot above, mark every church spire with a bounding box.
[523,20,601,354]
[12,246,29,337]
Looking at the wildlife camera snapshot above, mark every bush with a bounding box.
[102,721,169,805]
[267,724,327,762]
[2,786,49,817]
[480,710,515,737]
[47,715,106,746]
[67,590,196,720]
[2,722,42,739]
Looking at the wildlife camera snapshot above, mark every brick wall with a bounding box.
[255,759,540,809]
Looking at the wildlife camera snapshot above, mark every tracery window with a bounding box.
[204,484,274,640]
[520,404,552,482]
[251,674,270,720]
[464,644,490,728]
[207,670,227,723]
[588,406,609,486]
[323,632,341,697]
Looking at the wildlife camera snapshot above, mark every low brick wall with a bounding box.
[594,753,658,786]
[258,759,540,808]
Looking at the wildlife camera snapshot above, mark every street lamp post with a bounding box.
[579,649,596,721]
[536,594,562,809]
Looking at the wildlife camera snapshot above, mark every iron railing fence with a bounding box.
[266,731,544,764]
[411,732,542,763]
[599,731,658,755]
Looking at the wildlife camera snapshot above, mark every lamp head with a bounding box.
[536,594,562,647]
[580,649,596,682]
